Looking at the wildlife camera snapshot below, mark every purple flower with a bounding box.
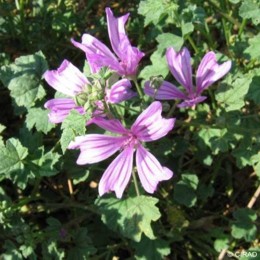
[144,47,232,108]
[71,7,144,77]
[44,60,135,123]
[68,101,175,198]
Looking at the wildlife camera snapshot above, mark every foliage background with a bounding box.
[0,0,259,259]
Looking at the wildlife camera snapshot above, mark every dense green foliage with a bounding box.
[0,0,259,259]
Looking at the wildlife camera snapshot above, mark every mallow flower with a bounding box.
[144,47,232,108]
[68,101,175,198]
[44,59,135,123]
[71,7,144,78]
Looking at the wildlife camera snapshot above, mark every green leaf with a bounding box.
[246,69,260,104]
[67,228,96,260]
[0,51,48,109]
[229,0,240,3]
[174,173,199,207]
[95,195,161,242]
[211,228,230,252]
[156,33,184,53]
[60,110,89,153]
[197,128,236,155]
[239,0,260,25]
[0,138,28,175]
[0,123,6,146]
[244,33,260,60]
[138,0,179,26]
[133,237,171,260]
[181,21,194,36]
[1,240,23,260]
[231,208,257,242]
[139,33,183,81]
[32,148,61,177]
[26,107,55,134]
[41,241,65,260]
[215,74,252,112]
[139,50,169,80]
[8,74,46,108]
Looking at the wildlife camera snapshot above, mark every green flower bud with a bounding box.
[150,75,164,90]
[74,92,89,107]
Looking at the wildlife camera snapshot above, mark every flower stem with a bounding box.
[132,170,140,196]
[133,78,143,99]
[186,35,199,54]
[238,18,247,39]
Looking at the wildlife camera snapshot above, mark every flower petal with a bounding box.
[136,145,173,193]
[105,7,129,59]
[44,98,84,123]
[166,47,193,93]
[71,35,120,73]
[68,134,128,164]
[44,60,88,96]
[196,52,232,93]
[106,8,144,76]
[131,101,175,142]
[144,80,187,100]
[99,146,134,198]
[177,96,207,108]
[106,78,136,103]
[92,117,129,134]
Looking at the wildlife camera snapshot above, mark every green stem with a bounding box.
[207,0,241,27]
[116,103,139,113]
[166,102,178,118]
[221,18,230,46]
[204,21,215,50]
[133,79,143,99]
[186,35,199,54]
[132,170,140,196]
[238,18,247,38]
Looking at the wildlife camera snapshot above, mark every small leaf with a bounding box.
[95,195,161,242]
[215,74,252,112]
[0,138,28,175]
[139,50,169,80]
[156,33,184,54]
[26,107,55,134]
[138,0,178,26]
[174,173,199,207]
[244,33,260,60]
[0,51,48,109]
[60,110,89,153]
[239,0,260,25]
[67,228,96,260]
[231,208,257,242]
[132,237,171,260]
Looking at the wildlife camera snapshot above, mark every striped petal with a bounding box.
[44,98,84,123]
[106,7,130,59]
[71,35,120,74]
[99,146,134,198]
[68,134,128,165]
[44,60,88,96]
[106,79,136,103]
[131,101,175,142]
[136,145,173,193]
[144,80,187,100]
[196,52,232,93]
[166,47,193,93]
[92,117,129,134]
[106,8,144,76]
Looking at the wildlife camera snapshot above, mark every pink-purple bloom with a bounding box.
[144,47,232,108]
[68,101,175,198]
[44,60,135,123]
[71,7,144,77]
